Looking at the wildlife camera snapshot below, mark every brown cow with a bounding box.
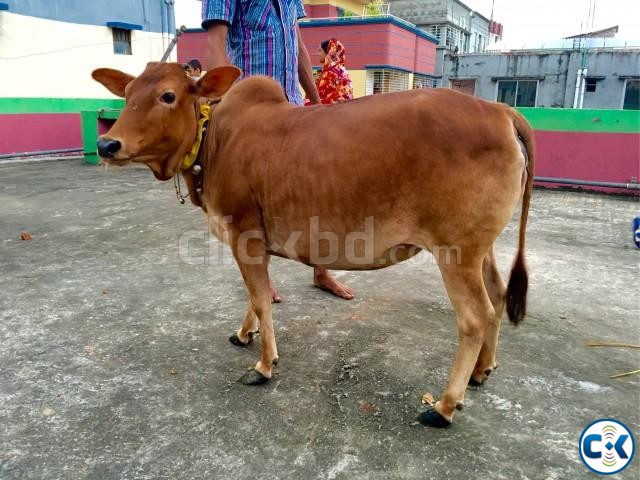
[92,62,534,428]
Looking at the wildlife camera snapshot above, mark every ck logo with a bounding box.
[579,419,635,475]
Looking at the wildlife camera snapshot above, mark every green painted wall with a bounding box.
[1,98,638,135]
[0,97,124,114]
[518,108,640,134]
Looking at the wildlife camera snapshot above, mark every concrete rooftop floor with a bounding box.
[0,159,639,480]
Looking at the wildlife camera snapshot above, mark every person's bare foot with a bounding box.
[313,268,354,300]
[270,281,282,303]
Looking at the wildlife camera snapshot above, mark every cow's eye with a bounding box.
[160,92,176,104]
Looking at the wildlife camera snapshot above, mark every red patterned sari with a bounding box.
[314,39,354,105]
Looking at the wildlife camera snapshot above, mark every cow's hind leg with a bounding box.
[229,302,259,347]
[470,248,506,386]
[418,255,494,427]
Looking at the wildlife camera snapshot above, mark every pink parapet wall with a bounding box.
[299,22,437,73]
[0,114,82,155]
[178,23,437,74]
[534,131,640,195]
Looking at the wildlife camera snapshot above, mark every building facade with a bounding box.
[388,0,502,53]
[441,48,640,109]
[0,0,177,155]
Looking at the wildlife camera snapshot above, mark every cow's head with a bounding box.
[91,62,240,180]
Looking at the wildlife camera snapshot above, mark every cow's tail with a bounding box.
[505,109,535,326]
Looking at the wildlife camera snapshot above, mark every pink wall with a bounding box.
[300,23,436,73]
[0,114,81,155]
[176,24,437,75]
[415,36,436,75]
[305,5,338,18]
[534,131,640,194]
[177,31,208,67]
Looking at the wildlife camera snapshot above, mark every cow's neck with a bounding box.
[174,102,213,208]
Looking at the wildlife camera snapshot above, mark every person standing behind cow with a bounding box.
[201,0,355,301]
[312,38,353,104]
[183,58,203,79]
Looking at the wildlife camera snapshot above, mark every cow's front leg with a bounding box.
[418,257,494,427]
[232,234,278,385]
[238,270,278,385]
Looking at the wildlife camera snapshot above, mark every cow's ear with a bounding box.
[92,68,135,98]
[195,66,241,98]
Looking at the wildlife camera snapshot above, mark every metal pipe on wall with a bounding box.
[578,67,588,109]
[573,67,583,108]
[535,176,640,190]
[0,148,83,160]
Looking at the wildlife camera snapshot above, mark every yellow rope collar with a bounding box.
[181,104,211,170]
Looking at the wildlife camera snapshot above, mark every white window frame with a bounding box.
[495,79,539,107]
[621,78,640,110]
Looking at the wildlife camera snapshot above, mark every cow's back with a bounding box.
[210,81,525,265]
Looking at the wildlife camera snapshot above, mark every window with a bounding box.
[366,69,410,95]
[623,79,640,110]
[413,74,437,89]
[430,25,443,42]
[112,28,132,55]
[585,77,597,93]
[445,27,461,49]
[497,80,537,107]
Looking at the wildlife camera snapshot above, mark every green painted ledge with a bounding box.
[518,108,640,134]
[82,110,122,165]
[2,98,638,135]
[0,97,125,114]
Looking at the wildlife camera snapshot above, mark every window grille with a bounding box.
[112,27,132,55]
[445,26,462,51]
[366,69,410,95]
[429,24,443,42]
[413,74,437,89]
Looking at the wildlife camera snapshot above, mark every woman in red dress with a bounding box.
[310,38,354,105]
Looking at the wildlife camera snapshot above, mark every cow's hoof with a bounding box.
[468,376,485,387]
[239,369,270,385]
[229,332,253,347]
[469,367,494,387]
[417,407,451,428]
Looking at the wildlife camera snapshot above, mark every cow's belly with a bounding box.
[264,217,429,270]
[268,243,424,271]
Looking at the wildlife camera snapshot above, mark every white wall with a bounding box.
[0,12,176,99]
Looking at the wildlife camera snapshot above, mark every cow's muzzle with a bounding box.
[97,138,122,158]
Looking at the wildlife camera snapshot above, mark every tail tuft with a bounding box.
[506,253,528,325]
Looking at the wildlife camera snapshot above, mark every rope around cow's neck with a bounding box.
[173,100,217,204]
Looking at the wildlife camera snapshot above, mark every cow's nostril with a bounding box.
[97,139,122,158]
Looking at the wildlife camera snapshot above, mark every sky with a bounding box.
[175,0,640,45]
[175,0,203,29]
[463,0,640,44]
